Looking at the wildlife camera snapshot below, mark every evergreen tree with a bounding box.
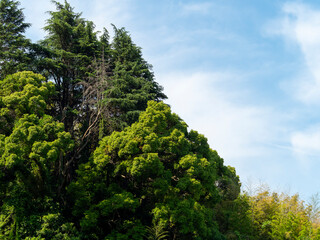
[41,0,99,132]
[69,101,238,239]
[0,0,31,78]
[41,1,168,184]
[39,1,107,186]
[103,26,167,133]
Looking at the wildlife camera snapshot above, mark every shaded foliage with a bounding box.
[103,26,167,132]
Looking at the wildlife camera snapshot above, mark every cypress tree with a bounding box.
[103,26,167,133]
[0,0,31,79]
[41,0,99,133]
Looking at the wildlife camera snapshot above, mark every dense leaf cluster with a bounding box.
[68,101,239,239]
[239,189,320,240]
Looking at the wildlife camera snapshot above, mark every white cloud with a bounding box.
[291,125,320,160]
[267,2,320,165]
[268,2,320,104]
[158,71,279,163]
[180,2,213,15]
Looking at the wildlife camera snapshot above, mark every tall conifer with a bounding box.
[103,26,167,132]
[41,1,100,132]
[0,0,30,78]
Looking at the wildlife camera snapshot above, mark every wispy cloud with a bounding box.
[180,2,213,15]
[268,2,320,104]
[159,71,280,162]
[265,2,320,165]
[291,125,320,160]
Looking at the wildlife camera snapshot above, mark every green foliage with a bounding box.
[215,194,255,240]
[41,0,99,130]
[37,2,168,190]
[0,72,74,239]
[0,114,74,238]
[241,189,320,240]
[0,71,54,135]
[268,194,312,240]
[69,101,239,239]
[36,213,80,240]
[103,26,167,132]
[144,222,169,240]
[248,190,279,239]
[0,0,31,78]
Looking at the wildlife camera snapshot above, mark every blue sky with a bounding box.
[19,0,320,200]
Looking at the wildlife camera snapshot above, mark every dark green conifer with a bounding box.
[0,0,30,78]
[103,26,167,133]
[41,0,99,132]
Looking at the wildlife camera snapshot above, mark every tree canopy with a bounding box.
[0,71,74,239]
[69,101,240,239]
